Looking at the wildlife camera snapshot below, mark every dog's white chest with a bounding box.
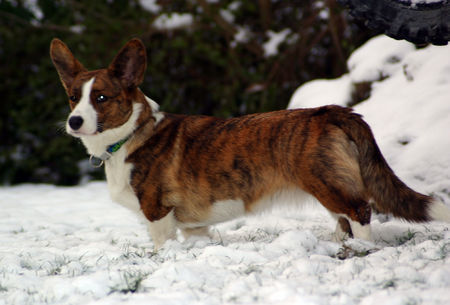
[104,149,141,214]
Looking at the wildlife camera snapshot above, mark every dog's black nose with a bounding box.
[68,116,84,130]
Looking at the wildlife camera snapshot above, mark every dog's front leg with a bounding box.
[146,209,177,251]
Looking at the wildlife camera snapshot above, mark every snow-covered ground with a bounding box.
[1,36,449,305]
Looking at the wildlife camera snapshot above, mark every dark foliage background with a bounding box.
[0,0,376,185]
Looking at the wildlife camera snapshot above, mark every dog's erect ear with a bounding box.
[50,38,87,92]
[108,38,147,89]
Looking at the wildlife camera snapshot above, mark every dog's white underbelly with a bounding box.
[105,148,142,215]
[178,199,246,229]
[179,187,312,229]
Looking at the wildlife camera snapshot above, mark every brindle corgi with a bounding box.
[50,38,450,250]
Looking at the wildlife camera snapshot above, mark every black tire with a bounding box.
[338,0,450,45]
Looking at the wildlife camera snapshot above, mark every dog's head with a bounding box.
[50,39,149,152]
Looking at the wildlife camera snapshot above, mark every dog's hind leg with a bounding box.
[330,214,353,241]
[348,217,372,241]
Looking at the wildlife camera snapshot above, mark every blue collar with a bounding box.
[89,137,129,167]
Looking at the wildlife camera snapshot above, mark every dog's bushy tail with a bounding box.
[335,107,450,223]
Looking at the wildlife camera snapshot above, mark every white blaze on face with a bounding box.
[66,77,98,136]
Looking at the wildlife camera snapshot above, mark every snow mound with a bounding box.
[289,35,450,202]
[347,35,415,82]
[289,74,353,108]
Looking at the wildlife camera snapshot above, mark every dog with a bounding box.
[50,38,450,250]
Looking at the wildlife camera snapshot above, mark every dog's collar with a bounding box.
[89,137,129,168]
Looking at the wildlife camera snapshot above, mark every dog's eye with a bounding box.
[96,95,108,103]
[69,95,77,102]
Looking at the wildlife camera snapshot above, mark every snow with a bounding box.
[1,35,450,304]
[69,25,85,35]
[290,74,353,108]
[220,9,235,24]
[22,0,43,20]
[231,26,252,47]
[347,36,415,82]
[263,29,292,57]
[138,0,161,13]
[152,13,194,31]
[400,0,444,6]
